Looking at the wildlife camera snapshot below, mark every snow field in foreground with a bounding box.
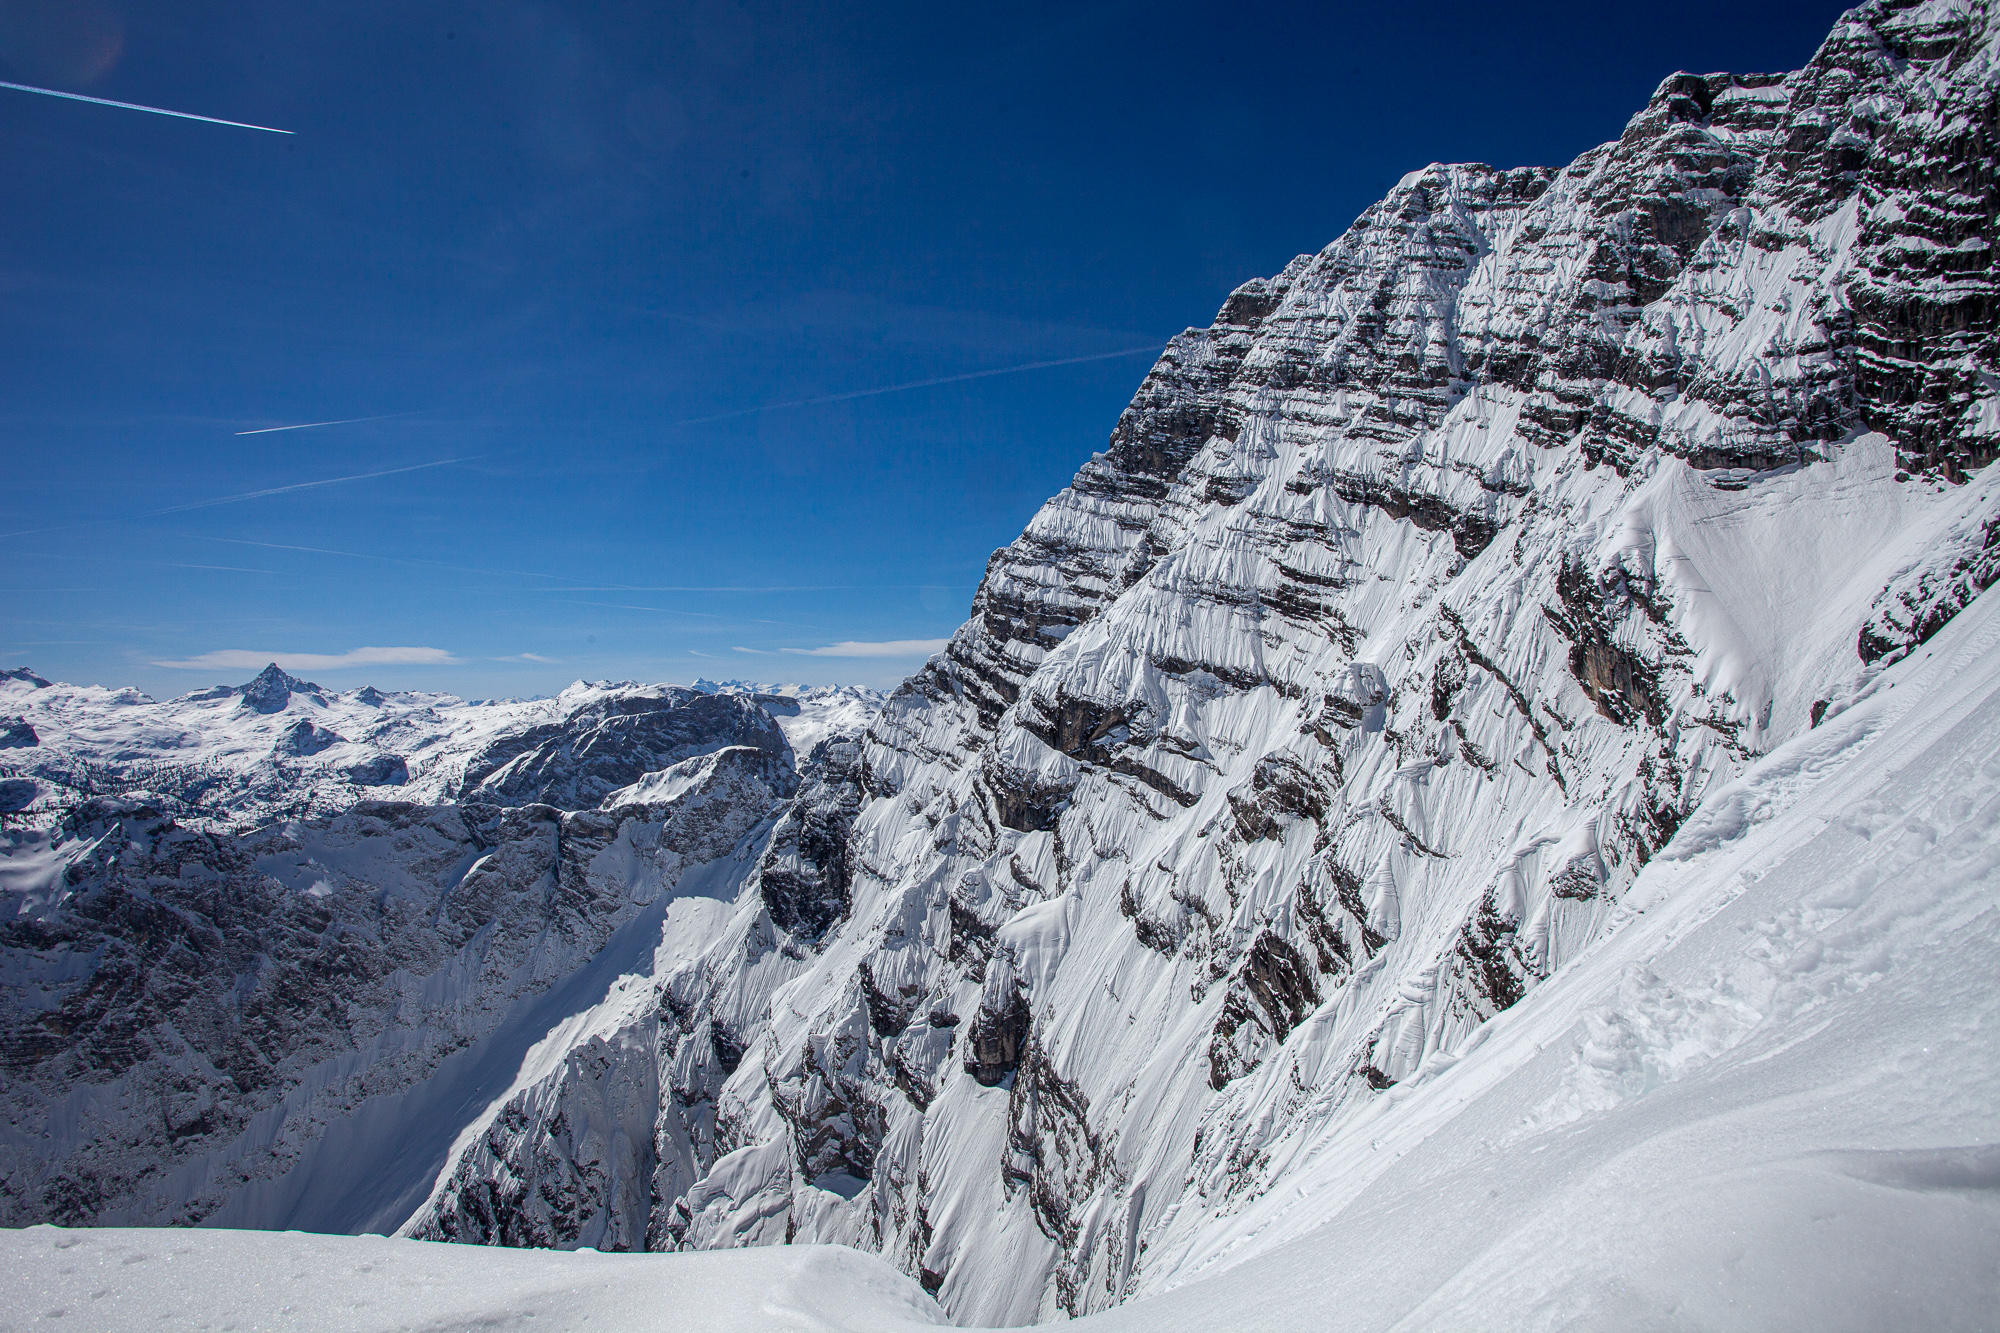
[0,1227,946,1333]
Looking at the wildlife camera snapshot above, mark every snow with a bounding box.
[1594,435,2000,743]
[9,566,1997,1330]
[605,748,756,808]
[0,1227,945,1333]
[0,670,883,828]
[700,425,2000,1318]
[6,3,1999,1323]
[199,889,693,1237]
[692,680,884,763]
[630,25,2000,1296]
[1088,561,2000,1333]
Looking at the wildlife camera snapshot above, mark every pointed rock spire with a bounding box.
[239,662,323,713]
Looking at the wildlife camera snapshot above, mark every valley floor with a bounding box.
[12,563,2000,1331]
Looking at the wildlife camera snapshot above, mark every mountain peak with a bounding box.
[240,663,323,713]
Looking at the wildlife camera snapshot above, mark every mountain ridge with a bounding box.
[628,4,2000,1319]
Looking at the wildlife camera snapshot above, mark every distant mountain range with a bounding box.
[0,663,878,827]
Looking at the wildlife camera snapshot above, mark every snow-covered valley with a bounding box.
[7,0,2000,1326]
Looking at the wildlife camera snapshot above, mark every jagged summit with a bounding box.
[238,663,325,713]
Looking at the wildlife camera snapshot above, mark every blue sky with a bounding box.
[1,0,1850,696]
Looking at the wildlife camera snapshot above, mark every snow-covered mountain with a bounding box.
[612,2,2000,1321]
[0,673,881,1235]
[6,0,2000,1326]
[0,666,876,826]
[12,573,2000,1325]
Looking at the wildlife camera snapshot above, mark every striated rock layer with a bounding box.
[607,2,2000,1322]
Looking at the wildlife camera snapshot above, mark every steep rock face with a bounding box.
[1826,3,2000,474]
[404,1023,662,1252]
[756,735,867,941]
[633,4,2000,1323]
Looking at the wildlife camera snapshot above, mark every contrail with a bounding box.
[0,457,477,539]
[146,457,480,515]
[196,543,946,594]
[202,536,570,582]
[235,413,414,436]
[554,598,723,618]
[669,344,1165,428]
[0,80,292,134]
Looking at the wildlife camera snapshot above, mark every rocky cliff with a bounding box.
[623,2,2000,1322]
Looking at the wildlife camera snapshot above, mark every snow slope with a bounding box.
[1080,530,2000,1333]
[0,1226,945,1333]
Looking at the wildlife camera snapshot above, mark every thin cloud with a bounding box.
[147,457,480,516]
[151,646,460,670]
[556,599,722,617]
[0,458,480,540]
[666,345,1164,430]
[528,585,860,593]
[200,536,567,582]
[495,652,557,663]
[525,584,968,593]
[161,563,277,574]
[192,544,916,597]
[783,639,950,658]
[731,646,775,655]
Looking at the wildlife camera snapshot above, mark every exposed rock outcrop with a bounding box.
[454,689,790,810]
[240,664,321,714]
